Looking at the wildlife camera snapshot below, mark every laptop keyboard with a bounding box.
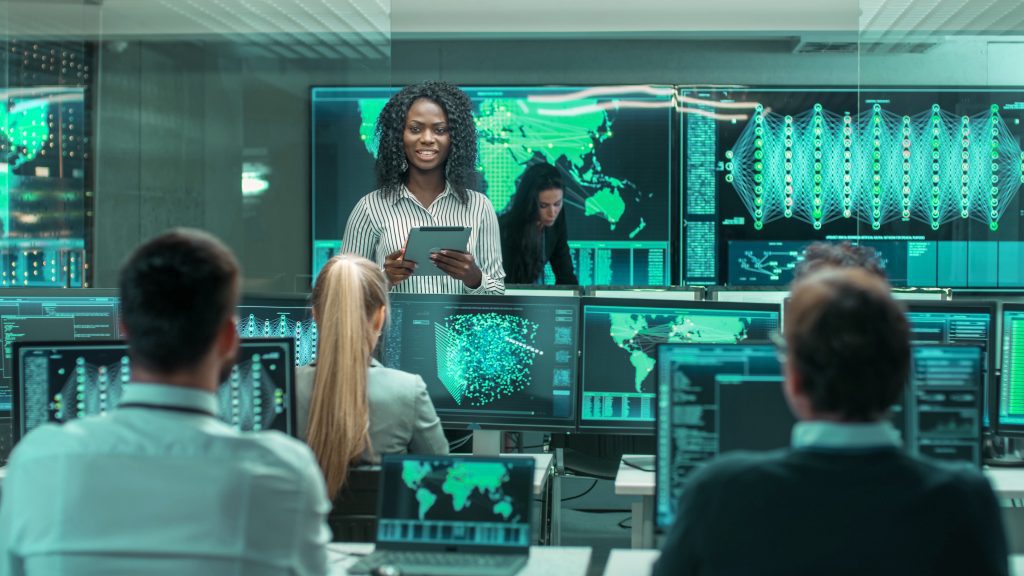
[350,550,527,576]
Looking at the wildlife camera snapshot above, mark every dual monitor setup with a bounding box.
[312,86,1024,289]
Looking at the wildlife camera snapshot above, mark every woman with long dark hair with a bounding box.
[499,163,578,285]
[341,81,505,294]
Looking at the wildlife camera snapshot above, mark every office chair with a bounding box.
[328,465,380,542]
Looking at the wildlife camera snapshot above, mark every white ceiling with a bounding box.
[1,0,1022,42]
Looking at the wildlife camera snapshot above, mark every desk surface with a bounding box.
[605,550,1024,575]
[614,455,1024,499]
[328,543,591,576]
[506,452,552,496]
[603,548,660,576]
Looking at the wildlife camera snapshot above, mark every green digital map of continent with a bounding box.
[608,313,750,392]
[400,460,517,522]
[357,97,644,235]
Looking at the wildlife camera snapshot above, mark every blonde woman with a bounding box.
[296,254,448,496]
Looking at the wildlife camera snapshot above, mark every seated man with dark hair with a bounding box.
[0,229,330,575]
[793,240,887,281]
[654,268,1007,576]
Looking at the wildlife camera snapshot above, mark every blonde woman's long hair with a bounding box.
[307,254,389,497]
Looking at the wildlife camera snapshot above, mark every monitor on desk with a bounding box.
[997,304,1024,436]
[655,342,983,529]
[0,289,121,462]
[904,301,995,431]
[579,299,780,434]
[382,294,580,431]
[12,338,298,441]
[237,293,316,367]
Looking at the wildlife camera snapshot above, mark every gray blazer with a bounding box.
[295,359,448,462]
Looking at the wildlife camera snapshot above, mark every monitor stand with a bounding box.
[472,430,502,456]
[986,436,1024,467]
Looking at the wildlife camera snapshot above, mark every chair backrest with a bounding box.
[327,465,380,542]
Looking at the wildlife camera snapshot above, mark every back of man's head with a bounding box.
[119,229,240,374]
[793,241,887,281]
[785,268,910,421]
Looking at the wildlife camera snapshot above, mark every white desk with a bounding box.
[504,453,552,496]
[327,543,591,576]
[613,459,1024,551]
[603,548,660,576]
[605,549,1024,575]
[613,455,656,549]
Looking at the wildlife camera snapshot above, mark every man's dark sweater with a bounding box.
[654,447,1008,576]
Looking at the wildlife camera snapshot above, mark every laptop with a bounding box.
[350,455,534,576]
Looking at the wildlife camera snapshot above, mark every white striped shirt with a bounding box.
[341,183,505,294]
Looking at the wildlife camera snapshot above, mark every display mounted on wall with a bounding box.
[311,85,675,287]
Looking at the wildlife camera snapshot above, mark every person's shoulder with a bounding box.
[238,430,321,479]
[7,421,90,463]
[370,363,426,394]
[684,449,792,494]
[907,454,994,494]
[464,190,494,209]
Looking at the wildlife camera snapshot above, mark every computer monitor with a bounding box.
[375,455,534,551]
[381,294,580,431]
[904,301,995,430]
[0,289,121,461]
[312,85,674,286]
[655,342,984,529]
[11,338,297,442]
[579,298,780,434]
[237,293,316,366]
[998,303,1024,436]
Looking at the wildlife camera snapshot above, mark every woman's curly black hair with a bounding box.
[374,81,478,204]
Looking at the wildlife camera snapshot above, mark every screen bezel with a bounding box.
[577,297,781,435]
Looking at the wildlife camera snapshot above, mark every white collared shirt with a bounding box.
[0,383,330,576]
[341,183,506,294]
[791,420,903,451]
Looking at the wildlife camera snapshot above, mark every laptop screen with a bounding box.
[376,456,534,550]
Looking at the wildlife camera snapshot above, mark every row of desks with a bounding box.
[613,454,1024,548]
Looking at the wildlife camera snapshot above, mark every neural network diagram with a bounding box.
[47,353,285,432]
[238,313,318,366]
[52,355,130,422]
[433,313,542,406]
[726,103,1024,231]
[216,353,286,432]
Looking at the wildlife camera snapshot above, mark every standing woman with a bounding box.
[341,81,505,294]
[499,163,578,285]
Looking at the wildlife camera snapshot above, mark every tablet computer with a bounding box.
[403,226,472,276]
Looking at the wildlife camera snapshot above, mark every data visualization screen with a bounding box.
[579,299,780,433]
[237,295,316,366]
[680,87,1024,287]
[312,86,674,285]
[905,302,995,428]
[377,455,533,549]
[12,338,297,441]
[999,305,1024,434]
[655,342,984,528]
[655,344,785,528]
[382,294,579,430]
[0,290,120,462]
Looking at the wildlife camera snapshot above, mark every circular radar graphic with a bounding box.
[434,313,542,406]
[725,103,1024,231]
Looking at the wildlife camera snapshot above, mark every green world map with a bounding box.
[358,98,642,234]
[609,313,750,392]
[401,460,516,522]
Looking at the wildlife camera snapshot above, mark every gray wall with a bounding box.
[92,36,1024,290]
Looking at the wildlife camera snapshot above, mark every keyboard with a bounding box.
[349,549,528,576]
